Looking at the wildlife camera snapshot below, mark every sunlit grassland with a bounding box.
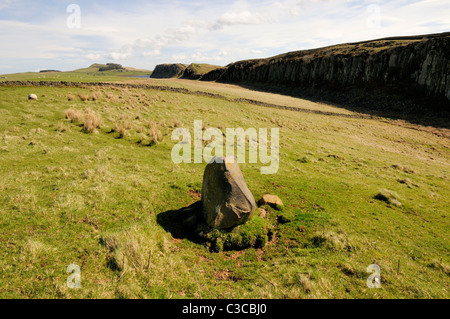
[0,80,448,299]
[0,68,151,83]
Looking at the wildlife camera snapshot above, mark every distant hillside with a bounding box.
[201,32,450,113]
[39,70,61,73]
[151,63,221,79]
[74,63,152,74]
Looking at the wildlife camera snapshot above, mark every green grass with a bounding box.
[0,64,151,83]
[0,77,448,299]
[186,63,222,76]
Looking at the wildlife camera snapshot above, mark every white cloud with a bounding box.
[212,11,272,29]
[0,0,17,10]
[1,0,450,73]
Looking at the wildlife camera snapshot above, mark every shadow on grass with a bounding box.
[156,201,205,244]
[227,81,450,129]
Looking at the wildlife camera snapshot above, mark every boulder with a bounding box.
[28,94,38,100]
[202,156,256,229]
[258,194,284,210]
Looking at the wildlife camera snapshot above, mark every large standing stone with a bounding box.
[202,156,256,229]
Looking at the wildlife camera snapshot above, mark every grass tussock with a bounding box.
[148,127,164,144]
[309,231,358,252]
[374,189,402,207]
[427,260,450,275]
[65,108,84,123]
[78,94,89,102]
[170,119,183,128]
[21,240,54,263]
[90,92,101,101]
[296,274,312,294]
[112,120,131,138]
[56,120,69,133]
[82,109,103,133]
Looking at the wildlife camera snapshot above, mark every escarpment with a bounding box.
[201,32,450,112]
[150,64,188,78]
[151,63,222,79]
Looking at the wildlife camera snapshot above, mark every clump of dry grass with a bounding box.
[148,127,163,144]
[105,92,115,100]
[309,231,357,252]
[144,120,164,144]
[112,120,131,139]
[297,274,312,294]
[374,189,402,207]
[21,240,54,263]
[56,120,69,133]
[171,119,183,128]
[135,124,147,134]
[65,108,84,123]
[427,259,450,275]
[146,120,158,129]
[83,109,103,133]
[90,92,101,101]
[78,94,89,102]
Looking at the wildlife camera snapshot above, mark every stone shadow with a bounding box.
[156,201,206,244]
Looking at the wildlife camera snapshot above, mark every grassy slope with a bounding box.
[186,63,222,76]
[0,64,152,83]
[0,74,449,299]
[236,34,450,66]
[124,78,357,116]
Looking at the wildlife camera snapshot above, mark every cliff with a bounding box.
[150,63,222,79]
[201,32,450,112]
[151,64,188,78]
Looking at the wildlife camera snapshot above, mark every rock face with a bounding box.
[150,64,188,79]
[202,156,256,229]
[201,32,450,108]
[28,94,37,100]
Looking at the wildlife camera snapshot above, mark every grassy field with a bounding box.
[0,64,151,83]
[0,72,449,299]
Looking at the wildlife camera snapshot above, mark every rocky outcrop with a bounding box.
[150,63,188,78]
[201,32,450,108]
[200,67,226,82]
[150,63,222,79]
[202,156,256,229]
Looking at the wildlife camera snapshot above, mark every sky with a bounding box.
[0,0,449,74]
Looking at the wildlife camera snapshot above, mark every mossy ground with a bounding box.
[202,215,272,252]
[0,74,449,299]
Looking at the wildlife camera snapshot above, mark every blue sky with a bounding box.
[0,0,449,73]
